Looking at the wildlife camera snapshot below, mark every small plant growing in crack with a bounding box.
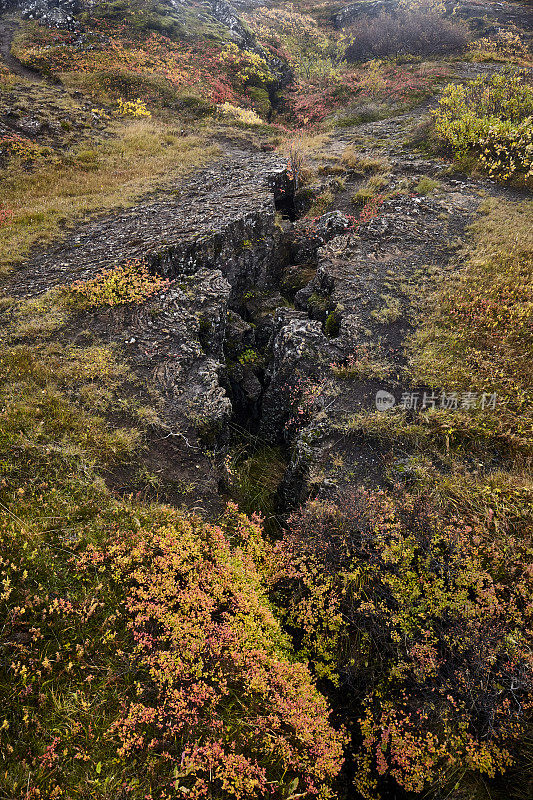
[69,260,171,307]
[283,376,323,437]
[372,294,403,324]
[330,345,391,380]
[238,348,262,367]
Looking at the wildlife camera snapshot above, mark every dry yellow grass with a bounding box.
[0,118,219,272]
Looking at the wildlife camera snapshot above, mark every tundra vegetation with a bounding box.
[0,1,532,800]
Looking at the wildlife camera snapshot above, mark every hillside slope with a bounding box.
[0,2,532,799]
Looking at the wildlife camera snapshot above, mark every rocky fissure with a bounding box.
[4,76,527,520]
[1,0,530,521]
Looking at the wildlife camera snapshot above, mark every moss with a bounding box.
[82,0,186,40]
[416,176,441,195]
[308,291,329,317]
[281,265,316,296]
[175,93,216,118]
[324,309,341,337]
[246,86,272,118]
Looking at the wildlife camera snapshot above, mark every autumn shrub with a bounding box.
[272,489,533,799]
[433,69,533,183]
[70,259,170,306]
[219,102,264,126]
[0,492,345,797]
[80,504,345,799]
[116,96,152,116]
[245,4,344,80]
[469,29,531,66]
[0,132,54,164]
[345,10,469,62]
[0,207,13,227]
[288,62,451,128]
[12,19,263,108]
[0,61,16,87]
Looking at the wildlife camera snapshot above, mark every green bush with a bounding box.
[433,69,533,183]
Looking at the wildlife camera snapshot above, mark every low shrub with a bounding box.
[64,68,180,106]
[70,260,170,307]
[345,11,469,62]
[116,97,151,117]
[0,207,14,227]
[433,69,533,183]
[468,29,531,66]
[218,102,264,126]
[273,489,533,799]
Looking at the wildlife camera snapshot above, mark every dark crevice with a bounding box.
[220,191,324,521]
[273,178,297,221]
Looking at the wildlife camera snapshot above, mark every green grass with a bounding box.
[411,198,533,430]
[0,118,218,272]
[225,439,287,531]
[371,294,403,324]
[415,175,441,194]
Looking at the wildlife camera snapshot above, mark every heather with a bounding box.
[287,61,452,127]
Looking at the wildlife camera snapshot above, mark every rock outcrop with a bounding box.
[333,0,533,30]
[0,0,81,28]
[5,144,292,475]
[333,0,399,29]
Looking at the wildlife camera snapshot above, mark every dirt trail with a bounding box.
[0,16,45,81]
